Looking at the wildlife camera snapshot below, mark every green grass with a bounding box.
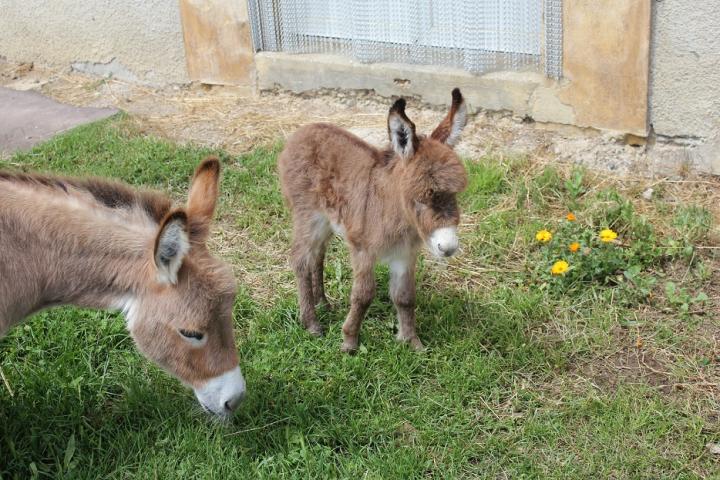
[1,116,718,479]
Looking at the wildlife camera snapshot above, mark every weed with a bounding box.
[664,281,709,317]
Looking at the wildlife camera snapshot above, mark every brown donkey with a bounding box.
[279,89,468,352]
[0,158,245,417]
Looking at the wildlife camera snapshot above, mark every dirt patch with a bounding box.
[0,59,708,179]
[570,322,719,402]
[207,218,296,309]
[576,335,672,393]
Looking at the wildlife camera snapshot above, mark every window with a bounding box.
[248,0,562,78]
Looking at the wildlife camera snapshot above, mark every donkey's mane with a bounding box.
[0,170,172,223]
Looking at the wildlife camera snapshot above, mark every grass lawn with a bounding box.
[1,115,718,479]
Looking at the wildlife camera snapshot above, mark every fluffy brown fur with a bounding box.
[279,89,468,352]
[0,158,239,395]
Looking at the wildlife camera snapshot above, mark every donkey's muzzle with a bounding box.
[428,227,459,258]
[194,366,246,417]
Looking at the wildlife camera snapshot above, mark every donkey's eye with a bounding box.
[179,329,204,341]
[431,191,450,205]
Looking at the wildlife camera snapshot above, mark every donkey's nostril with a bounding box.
[224,400,238,413]
[438,243,457,257]
[224,391,246,412]
[438,244,455,256]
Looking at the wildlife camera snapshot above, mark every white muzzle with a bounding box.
[194,366,246,418]
[428,227,459,258]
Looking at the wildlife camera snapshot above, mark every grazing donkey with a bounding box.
[279,88,468,352]
[0,158,245,417]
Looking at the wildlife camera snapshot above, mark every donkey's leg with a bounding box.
[311,239,330,309]
[291,213,331,337]
[341,251,376,353]
[291,243,323,337]
[389,253,424,351]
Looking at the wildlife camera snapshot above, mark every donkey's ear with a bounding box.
[387,98,419,159]
[430,88,467,147]
[154,210,190,285]
[186,156,221,243]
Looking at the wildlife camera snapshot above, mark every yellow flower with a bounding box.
[551,260,569,276]
[535,229,552,243]
[566,212,576,222]
[599,229,618,243]
[569,242,580,253]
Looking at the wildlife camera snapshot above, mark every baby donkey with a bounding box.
[279,89,468,352]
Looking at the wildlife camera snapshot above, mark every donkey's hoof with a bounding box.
[409,337,426,352]
[306,323,324,337]
[340,340,359,354]
[398,335,426,352]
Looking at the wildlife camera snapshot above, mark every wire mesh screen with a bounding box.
[248,0,562,78]
[543,0,563,78]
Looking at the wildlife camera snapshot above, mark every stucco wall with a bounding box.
[649,0,720,140]
[0,0,189,84]
[649,0,720,173]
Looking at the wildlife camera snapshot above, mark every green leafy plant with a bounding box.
[564,167,586,209]
[673,205,712,243]
[664,281,709,316]
[530,205,663,298]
